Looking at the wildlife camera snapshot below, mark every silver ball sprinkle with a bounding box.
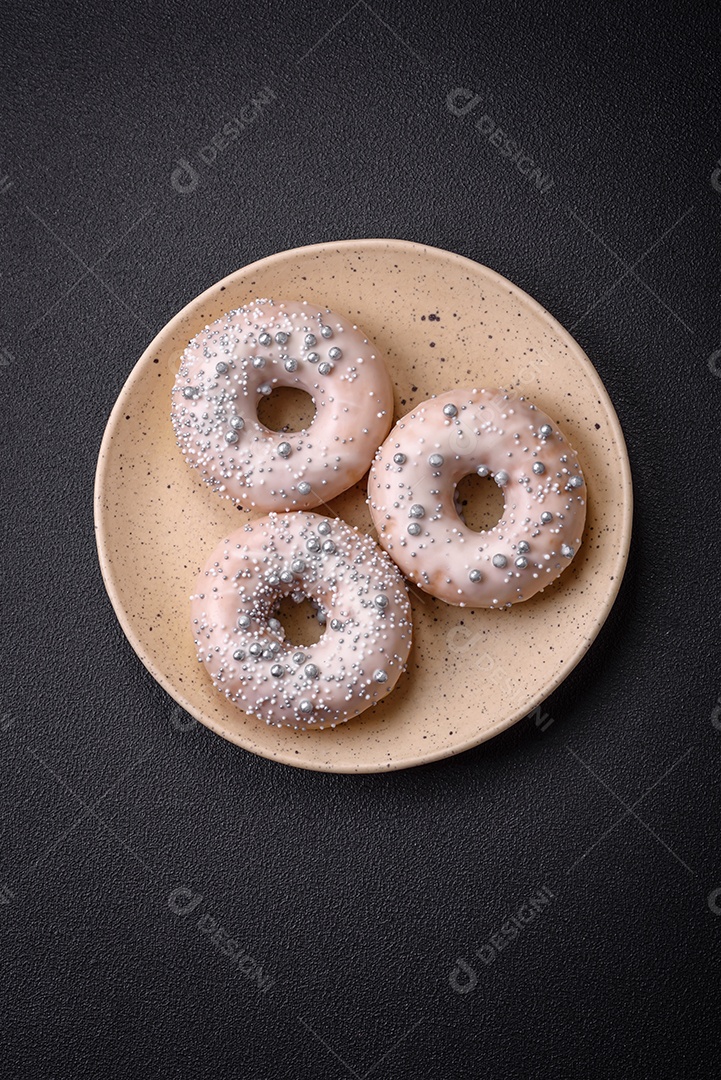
[492,554,508,568]
[517,541,530,553]
[328,347,342,361]
[258,383,271,395]
[429,453,444,468]
[316,611,327,625]
[267,573,280,586]
[237,614,251,629]
[469,569,482,583]
[306,352,319,363]
[393,453,407,465]
[277,441,292,458]
[561,544,574,558]
[407,522,421,536]
[495,470,509,486]
[374,669,388,683]
[299,699,313,714]
[293,652,306,665]
[318,521,332,535]
[280,570,294,584]
[230,415,244,429]
[291,558,306,574]
[233,649,245,661]
[304,333,317,347]
[215,361,229,374]
[476,465,490,478]
[284,357,298,372]
[540,511,553,524]
[318,361,333,376]
[532,462,546,475]
[275,331,288,345]
[252,356,265,369]
[225,430,239,443]
[306,537,321,552]
[182,386,195,398]
[568,475,584,488]
[409,504,425,518]
[298,481,312,496]
[249,642,263,657]
[515,556,528,569]
[443,403,458,417]
[270,664,284,678]
[258,332,272,346]
[304,663,319,679]
[374,594,388,609]
[539,423,553,437]
[268,617,282,633]
[322,539,336,554]
[330,618,343,631]
[321,325,333,338]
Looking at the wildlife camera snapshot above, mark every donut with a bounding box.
[171,299,394,511]
[367,389,586,608]
[191,511,413,729]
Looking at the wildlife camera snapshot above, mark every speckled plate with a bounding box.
[94,239,632,773]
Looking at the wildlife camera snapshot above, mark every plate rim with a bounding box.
[94,237,633,773]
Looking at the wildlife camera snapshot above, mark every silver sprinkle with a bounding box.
[237,614,251,629]
[270,663,284,677]
[409,504,425,518]
[374,594,388,608]
[230,415,244,429]
[284,357,298,372]
[476,465,490,478]
[304,663,319,679]
[249,642,263,657]
[225,430,238,443]
[267,573,280,586]
[280,570,294,584]
[561,544,574,558]
[443,403,458,417]
[233,649,245,661]
[429,453,444,468]
[258,383,271,395]
[304,333,317,347]
[374,669,388,683]
[275,331,288,345]
[469,569,482,583]
[268,617,282,633]
[318,361,333,376]
[517,541,530,553]
[492,554,507,568]
[306,537,321,552]
[540,511,553,524]
[330,618,343,631]
[532,462,546,475]
[539,423,553,437]
[306,352,319,363]
[328,347,342,361]
[317,611,327,625]
[252,356,265,369]
[293,652,306,665]
[215,361,228,374]
[277,441,292,458]
[291,558,306,574]
[568,475,584,488]
[322,539,336,554]
[407,522,421,536]
[298,481,312,496]
[393,453,407,465]
[515,556,528,569]
[495,470,509,486]
[182,387,195,398]
[321,325,333,338]
[318,521,332,535]
[258,332,272,346]
[299,699,313,714]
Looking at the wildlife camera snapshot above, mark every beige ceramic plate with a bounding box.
[95,239,632,773]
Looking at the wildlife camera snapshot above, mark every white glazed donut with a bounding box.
[171,299,394,511]
[367,389,586,608]
[191,512,413,729]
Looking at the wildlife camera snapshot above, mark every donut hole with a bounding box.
[257,386,316,433]
[273,594,325,647]
[454,472,505,532]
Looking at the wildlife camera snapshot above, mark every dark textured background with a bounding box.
[2,1,720,1076]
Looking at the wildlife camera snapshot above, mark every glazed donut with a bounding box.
[367,389,586,608]
[172,299,394,511]
[191,512,413,729]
